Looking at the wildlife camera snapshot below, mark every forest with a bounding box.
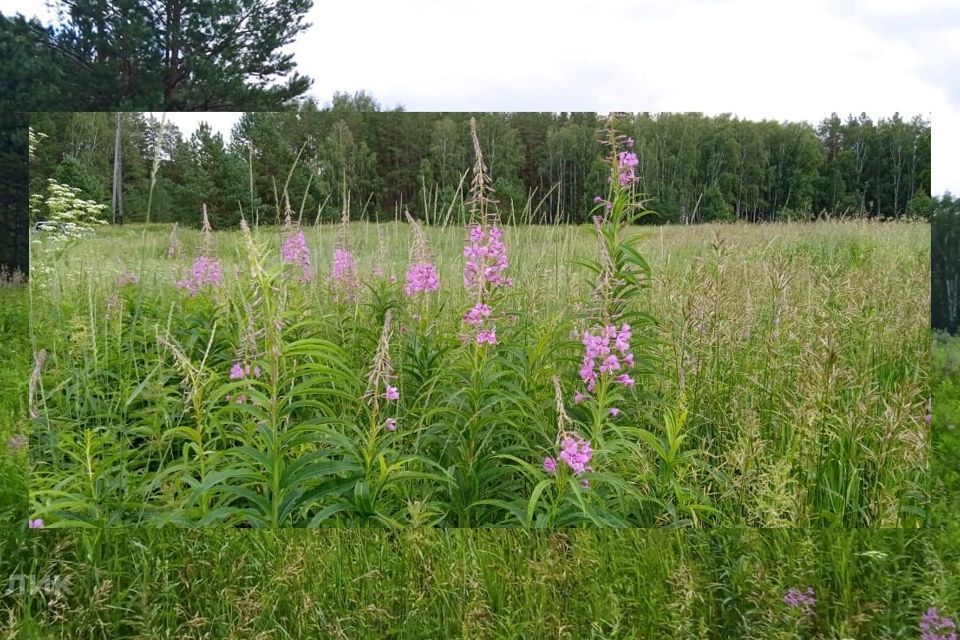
[933,192,960,333]
[29,98,933,228]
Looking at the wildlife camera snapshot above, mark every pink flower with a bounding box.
[475,329,497,345]
[385,386,399,401]
[463,225,510,293]
[229,363,246,380]
[543,457,557,474]
[28,518,44,529]
[176,256,222,296]
[557,434,593,475]
[331,248,358,297]
[463,302,492,326]
[405,262,440,296]
[617,374,635,387]
[573,391,586,404]
[384,418,397,432]
[609,407,620,417]
[618,151,639,186]
[599,354,620,373]
[281,229,314,282]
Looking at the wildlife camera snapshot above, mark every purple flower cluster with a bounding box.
[281,229,314,282]
[117,272,139,286]
[28,518,43,529]
[229,362,262,380]
[176,256,222,296]
[921,608,957,640]
[618,151,638,186]
[475,329,497,345]
[544,433,593,479]
[579,324,635,394]
[462,302,497,345]
[384,417,397,432]
[463,225,511,293]
[783,587,816,617]
[404,262,440,296]
[331,248,358,296]
[332,248,356,280]
[463,302,491,326]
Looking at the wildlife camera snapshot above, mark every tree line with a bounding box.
[30,99,932,228]
[934,193,960,333]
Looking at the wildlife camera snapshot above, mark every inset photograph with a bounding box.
[26,108,931,527]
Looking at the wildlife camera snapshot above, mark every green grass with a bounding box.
[27,219,930,527]
[931,333,960,530]
[4,528,958,638]
[0,284,28,532]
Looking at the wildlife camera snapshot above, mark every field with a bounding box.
[27,216,930,528]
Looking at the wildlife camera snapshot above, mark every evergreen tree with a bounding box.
[4,0,313,110]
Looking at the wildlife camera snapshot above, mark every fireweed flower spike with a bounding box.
[546,377,594,486]
[176,206,221,296]
[920,608,957,640]
[280,209,314,283]
[176,255,222,297]
[331,209,359,300]
[579,323,636,397]
[461,118,510,346]
[475,329,497,345]
[404,211,440,296]
[558,434,593,475]
[229,362,262,381]
[363,312,398,430]
[617,151,639,186]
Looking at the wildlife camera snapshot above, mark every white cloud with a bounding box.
[291,0,956,194]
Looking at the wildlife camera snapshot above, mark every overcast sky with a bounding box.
[4,0,957,194]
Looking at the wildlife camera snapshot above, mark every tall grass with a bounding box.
[4,528,958,637]
[0,281,29,532]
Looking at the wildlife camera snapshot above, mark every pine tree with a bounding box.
[6,0,313,110]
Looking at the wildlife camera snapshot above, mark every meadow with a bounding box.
[3,287,953,638]
[27,211,930,528]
